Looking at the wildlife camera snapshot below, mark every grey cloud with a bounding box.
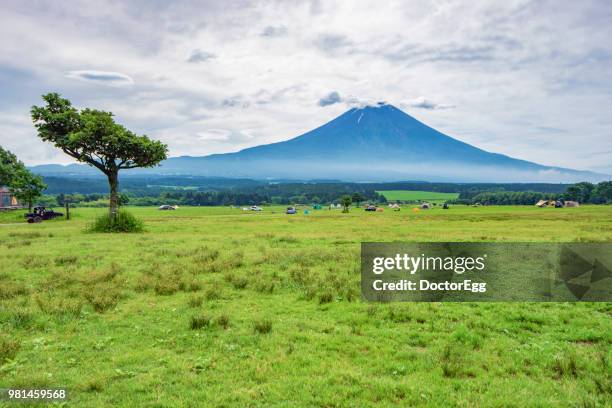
[261,25,287,37]
[402,97,454,110]
[384,43,495,64]
[187,49,216,63]
[315,33,352,54]
[318,91,342,106]
[222,97,250,108]
[65,70,133,85]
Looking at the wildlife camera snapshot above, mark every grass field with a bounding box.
[1,205,611,407]
[377,190,459,203]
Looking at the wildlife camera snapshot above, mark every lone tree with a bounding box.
[341,195,352,213]
[31,93,167,220]
[0,146,46,211]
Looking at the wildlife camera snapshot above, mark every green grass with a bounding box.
[0,205,611,406]
[377,190,460,203]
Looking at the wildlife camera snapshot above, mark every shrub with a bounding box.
[190,314,212,330]
[253,318,272,334]
[87,210,144,233]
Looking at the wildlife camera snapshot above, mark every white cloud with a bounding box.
[197,129,231,141]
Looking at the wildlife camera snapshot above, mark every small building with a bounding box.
[0,187,19,209]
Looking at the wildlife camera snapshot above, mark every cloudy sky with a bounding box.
[0,0,611,173]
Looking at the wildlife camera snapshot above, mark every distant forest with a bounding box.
[37,176,611,207]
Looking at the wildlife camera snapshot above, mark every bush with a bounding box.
[87,210,143,233]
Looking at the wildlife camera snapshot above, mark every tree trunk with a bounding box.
[108,172,119,222]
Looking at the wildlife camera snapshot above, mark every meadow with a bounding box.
[0,205,611,407]
[376,190,459,203]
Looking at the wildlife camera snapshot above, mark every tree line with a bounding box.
[48,189,383,207]
[450,181,612,205]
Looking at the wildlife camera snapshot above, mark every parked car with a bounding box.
[250,206,263,211]
[286,207,297,214]
[24,207,63,223]
[158,205,177,210]
[364,205,377,211]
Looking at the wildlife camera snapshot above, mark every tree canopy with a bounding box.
[31,94,167,176]
[31,93,168,219]
[0,146,46,209]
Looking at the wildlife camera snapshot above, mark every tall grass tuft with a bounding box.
[0,335,21,363]
[253,318,273,334]
[87,210,144,233]
[190,314,212,330]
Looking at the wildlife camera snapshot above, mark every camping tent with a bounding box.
[312,204,322,210]
[564,201,579,207]
[421,203,431,209]
[535,200,548,207]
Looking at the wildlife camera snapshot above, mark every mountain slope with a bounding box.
[32,103,607,182]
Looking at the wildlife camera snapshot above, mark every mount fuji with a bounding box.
[32,103,607,182]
